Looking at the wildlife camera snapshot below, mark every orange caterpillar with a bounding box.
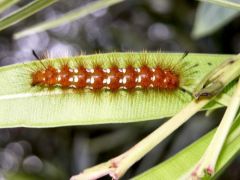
[31,64,179,91]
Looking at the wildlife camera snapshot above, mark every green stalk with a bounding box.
[0,0,19,13]
[14,0,124,39]
[185,78,240,179]
[198,0,240,10]
[71,99,210,180]
[0,0,58,31]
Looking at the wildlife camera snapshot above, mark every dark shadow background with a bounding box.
[0,0,240,179]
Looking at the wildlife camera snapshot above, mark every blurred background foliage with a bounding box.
[0,0,239,179]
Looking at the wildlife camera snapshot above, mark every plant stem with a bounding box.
[112,100,209,179]
[14,0,124,39]
[71,99,209,180]
[189,78,240,178]
[198,0,240,11]
[0,0,20,13]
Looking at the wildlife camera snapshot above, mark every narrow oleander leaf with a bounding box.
[0,52,234,128]
[192,1,240,39]
[133,113,240,180]
[0,0,20,13]
[14,0,124,39]
[0,0,58,31]
[198,0,240,10]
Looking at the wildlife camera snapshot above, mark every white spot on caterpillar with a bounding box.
[69,77,74,82]
[122,77,127,84]
[135,68,140,72]
[151,76,156,81]
[103,78,108,84]
[137,76,142,83]
[73,76,78,83]
[105,77,111,84]
[74,69,78,73]
[90,77,95,84]
[103,69,110,73]
[86,78,91,84]
[86,69,92,73]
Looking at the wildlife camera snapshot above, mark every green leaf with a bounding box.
[0,53,233,128]
[192,1,240,39]
[0,0,58,31]
[14,0,124,39]
[0,0,20,13]
[198,0,240,10]
[133,114,240,180]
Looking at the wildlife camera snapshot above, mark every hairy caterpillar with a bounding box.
[30,51,192,92]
